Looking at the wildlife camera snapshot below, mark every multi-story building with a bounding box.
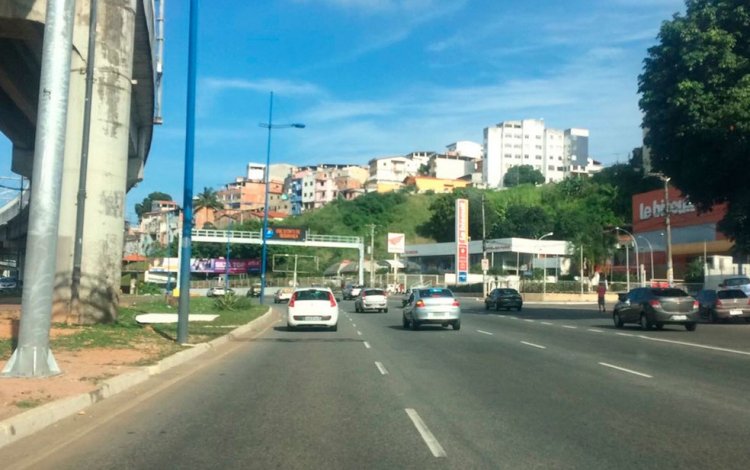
[446,141,483,160]
[403,176,471,193]
[483,119,596,187]
[137,200,180,254]
[365,156,411,192]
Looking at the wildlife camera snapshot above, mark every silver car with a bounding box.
[354,288,388,313]
[402,287,461,330]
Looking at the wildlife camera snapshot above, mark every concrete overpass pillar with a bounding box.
[54,0,137,323]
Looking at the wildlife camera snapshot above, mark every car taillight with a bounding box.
[649,299,661,307]
[693,300,699,309]
[289,293,296,307]
[361,291,366,298]
[415,300,425,307]
[716,299,723,307]
[328,292,337,307]
[452,300,460,307]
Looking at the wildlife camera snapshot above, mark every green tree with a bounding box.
[591,148,660,221]
[134,192,172,221]
[194,187,224,212]
[491,204,553,239]
[639,0,750,253]
[503,165,545,187]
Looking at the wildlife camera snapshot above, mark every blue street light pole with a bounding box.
[258,92,304,304]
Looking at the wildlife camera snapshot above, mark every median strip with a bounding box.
[405,409,447,458]
[598,362,652,378]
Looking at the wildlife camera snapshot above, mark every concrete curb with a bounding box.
[0,307,274,450]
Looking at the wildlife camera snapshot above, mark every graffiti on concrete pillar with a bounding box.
[100,190,125,218]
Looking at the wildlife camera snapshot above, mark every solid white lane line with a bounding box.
[616,333,634,337]
[477,330,494,336]
[541,322,553,326]
[524,319,535,323]
[357,331,363,336]
[375,361,388,375]
[562,325,577,329]
[521,341,547,349]
[405,409,447,458]
[588,328,604,333]
[598,362,653,378]
[363,341,371,349]
[637,335,750,356]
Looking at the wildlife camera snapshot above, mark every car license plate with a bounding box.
[671,315,687,321]
[306,316,322,321]
[730,309,743,316]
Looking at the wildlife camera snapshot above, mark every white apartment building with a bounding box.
[446,141,483,160]
[483,119,592,187]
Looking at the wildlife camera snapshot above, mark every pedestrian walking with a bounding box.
[596,282,607,312]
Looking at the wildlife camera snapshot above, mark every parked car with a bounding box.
[485,288,523,311]
[287,287,339,331]
[274,287,294,304]
[402,287,461,330]
[207,286,235,297]
[695,288,750,323]
[0,277,18,290]
[354,288,388,313]
[342,284,364,300]
[612,287,699,331]
[719,276,750,296]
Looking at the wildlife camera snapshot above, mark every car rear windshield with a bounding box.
[650,288,689,297]
[724,278,750,286]
[498,289,519,295]
[418,288,454,298]
[294,290,331,301]
[718,289,748,299]
[364,289,385,296]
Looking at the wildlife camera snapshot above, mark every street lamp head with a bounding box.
[539,232,554,239]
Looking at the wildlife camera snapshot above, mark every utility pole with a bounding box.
[368,224,376,286]
[481,194,488,297]
[663,178,674,285]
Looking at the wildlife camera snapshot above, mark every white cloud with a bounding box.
[202,78,323,97]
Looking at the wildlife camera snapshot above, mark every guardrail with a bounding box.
[191,229,361,245]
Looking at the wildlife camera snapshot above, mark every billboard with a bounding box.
[265,226,306,241]
[189,258,261,274]
[387,232,405,254]
[455,198,469,284]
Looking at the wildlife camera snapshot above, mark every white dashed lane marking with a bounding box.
[405,409,447,458]
[599,362,652,378]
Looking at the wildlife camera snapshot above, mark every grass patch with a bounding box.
[0,338,13,361]
[13,398,47,409]
[43,296,269,362]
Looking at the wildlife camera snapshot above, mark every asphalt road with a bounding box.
[3,297,750,469]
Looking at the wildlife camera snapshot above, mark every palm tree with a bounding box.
[194,187,224,211]
[193,187,224,229]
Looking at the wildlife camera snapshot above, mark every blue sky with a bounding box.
[0,0,687,222]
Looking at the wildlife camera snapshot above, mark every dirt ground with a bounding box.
[0,304,162,422]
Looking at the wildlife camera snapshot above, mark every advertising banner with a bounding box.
[190,258,261,274]
[387,232,405,254]
[455,198,469,284]
[265,226,307,241]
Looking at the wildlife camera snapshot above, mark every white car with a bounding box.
[354,288,388,313]
[206,286,235,297]
[287,287,339,331]
[274,287,294,303]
